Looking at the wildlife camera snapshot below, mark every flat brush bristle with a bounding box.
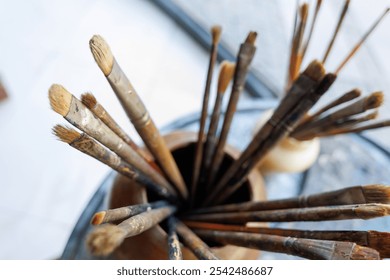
[350,245,380,260]
[365,91,384,109]
[86,224,125,256]
[368,231,390,258]
[52,125,81,144]
[81,92,97,109]
[245,31,257,45]
[363,184,390,204]
[303,60,326,81]
[355,204,390,219]
[89,35,114,76]
[217,61,236,94]
[91,211,106,225]
[211,25,222,44]
[48,84,72,116]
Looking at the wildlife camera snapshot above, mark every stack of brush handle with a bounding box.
[50,19,390,259]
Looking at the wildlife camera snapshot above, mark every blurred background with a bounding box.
[0,0,389,259]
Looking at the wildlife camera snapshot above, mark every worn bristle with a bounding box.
[365,92,384,109]
[354,204,390,219]
[368,231,390,258]
[52,125,81,144]
[300,3,309,20]
[81,92,97,109]
[362,185,390,204]
[48,84,72,116]
[211,25,222,44]
[350,244,380,260]
[86,224,125,256]
[217,61,236,94]
[91,211,106,225]
[302,60,326,82]
[89,35,114,76]
[245,31,257,45]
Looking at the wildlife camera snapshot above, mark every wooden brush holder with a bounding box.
[107,131,266,259]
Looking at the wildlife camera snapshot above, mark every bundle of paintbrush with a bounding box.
[285,1,390,140]
[49,19,390,259]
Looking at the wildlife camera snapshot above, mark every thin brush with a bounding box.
[87,205,176,256]
[184,203,390,224]
[194,229,379,260]
[166,216,183,260]
[91,200,169,225]
[315,119,390,137]
[301,0,323,59]
[190,184,390,214]
[199,61,235,191]
[206,32,257,188]
[90,35,187,198]
[322,0,350,63]
[335,8,390,74]
[191,26,222,205]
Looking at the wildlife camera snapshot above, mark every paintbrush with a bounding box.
[185,221,390,258]
[81,92,160,171]
[89,35,187,199]
[174,219,219,260]
[301,0,323,59]
[287,3,309,87]
[87,205,176,256]
[191,25,222,204]
[184,203,390,224]
[194,229,380,260]
[190,184,390,214]
[301,88,361,124]
[292,91,384,140]
[335,8,390,74]
[314,119,390,137]
[204,72,336,206]
[206,60,325,204]
[49,85,178,198]
[199,61,235,192]
[166,216,183,260]
[322,0,350,63]
[91,200,169,225]
[53,125,178,202]
[206,31,257,188]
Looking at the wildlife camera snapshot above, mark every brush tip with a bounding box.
[366,91,384,109]
[245,31,257,45]
[346,88,362,98]
[368,231,390,258]
[217,61,236,94]
[351,245,380,260]
[52,125,81,144]
[211,25,222,44]
[48,84,72,117]
[89,35,114,76]
[86,224,125,256]
[303,60,326,82]
[363,184,390,204]
[91,211,106,225]
[81,92,97,109]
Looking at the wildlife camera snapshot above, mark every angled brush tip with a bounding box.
[81,92,97,109]
[303,60,326,82]
[217,61,236,94]
[245,31,257,45]
[91,211,106,225]
[89,35,114,76]
[48,84,72,116]
[211,25,222,44]
[86,224,126,256]
[52,125,81,144]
